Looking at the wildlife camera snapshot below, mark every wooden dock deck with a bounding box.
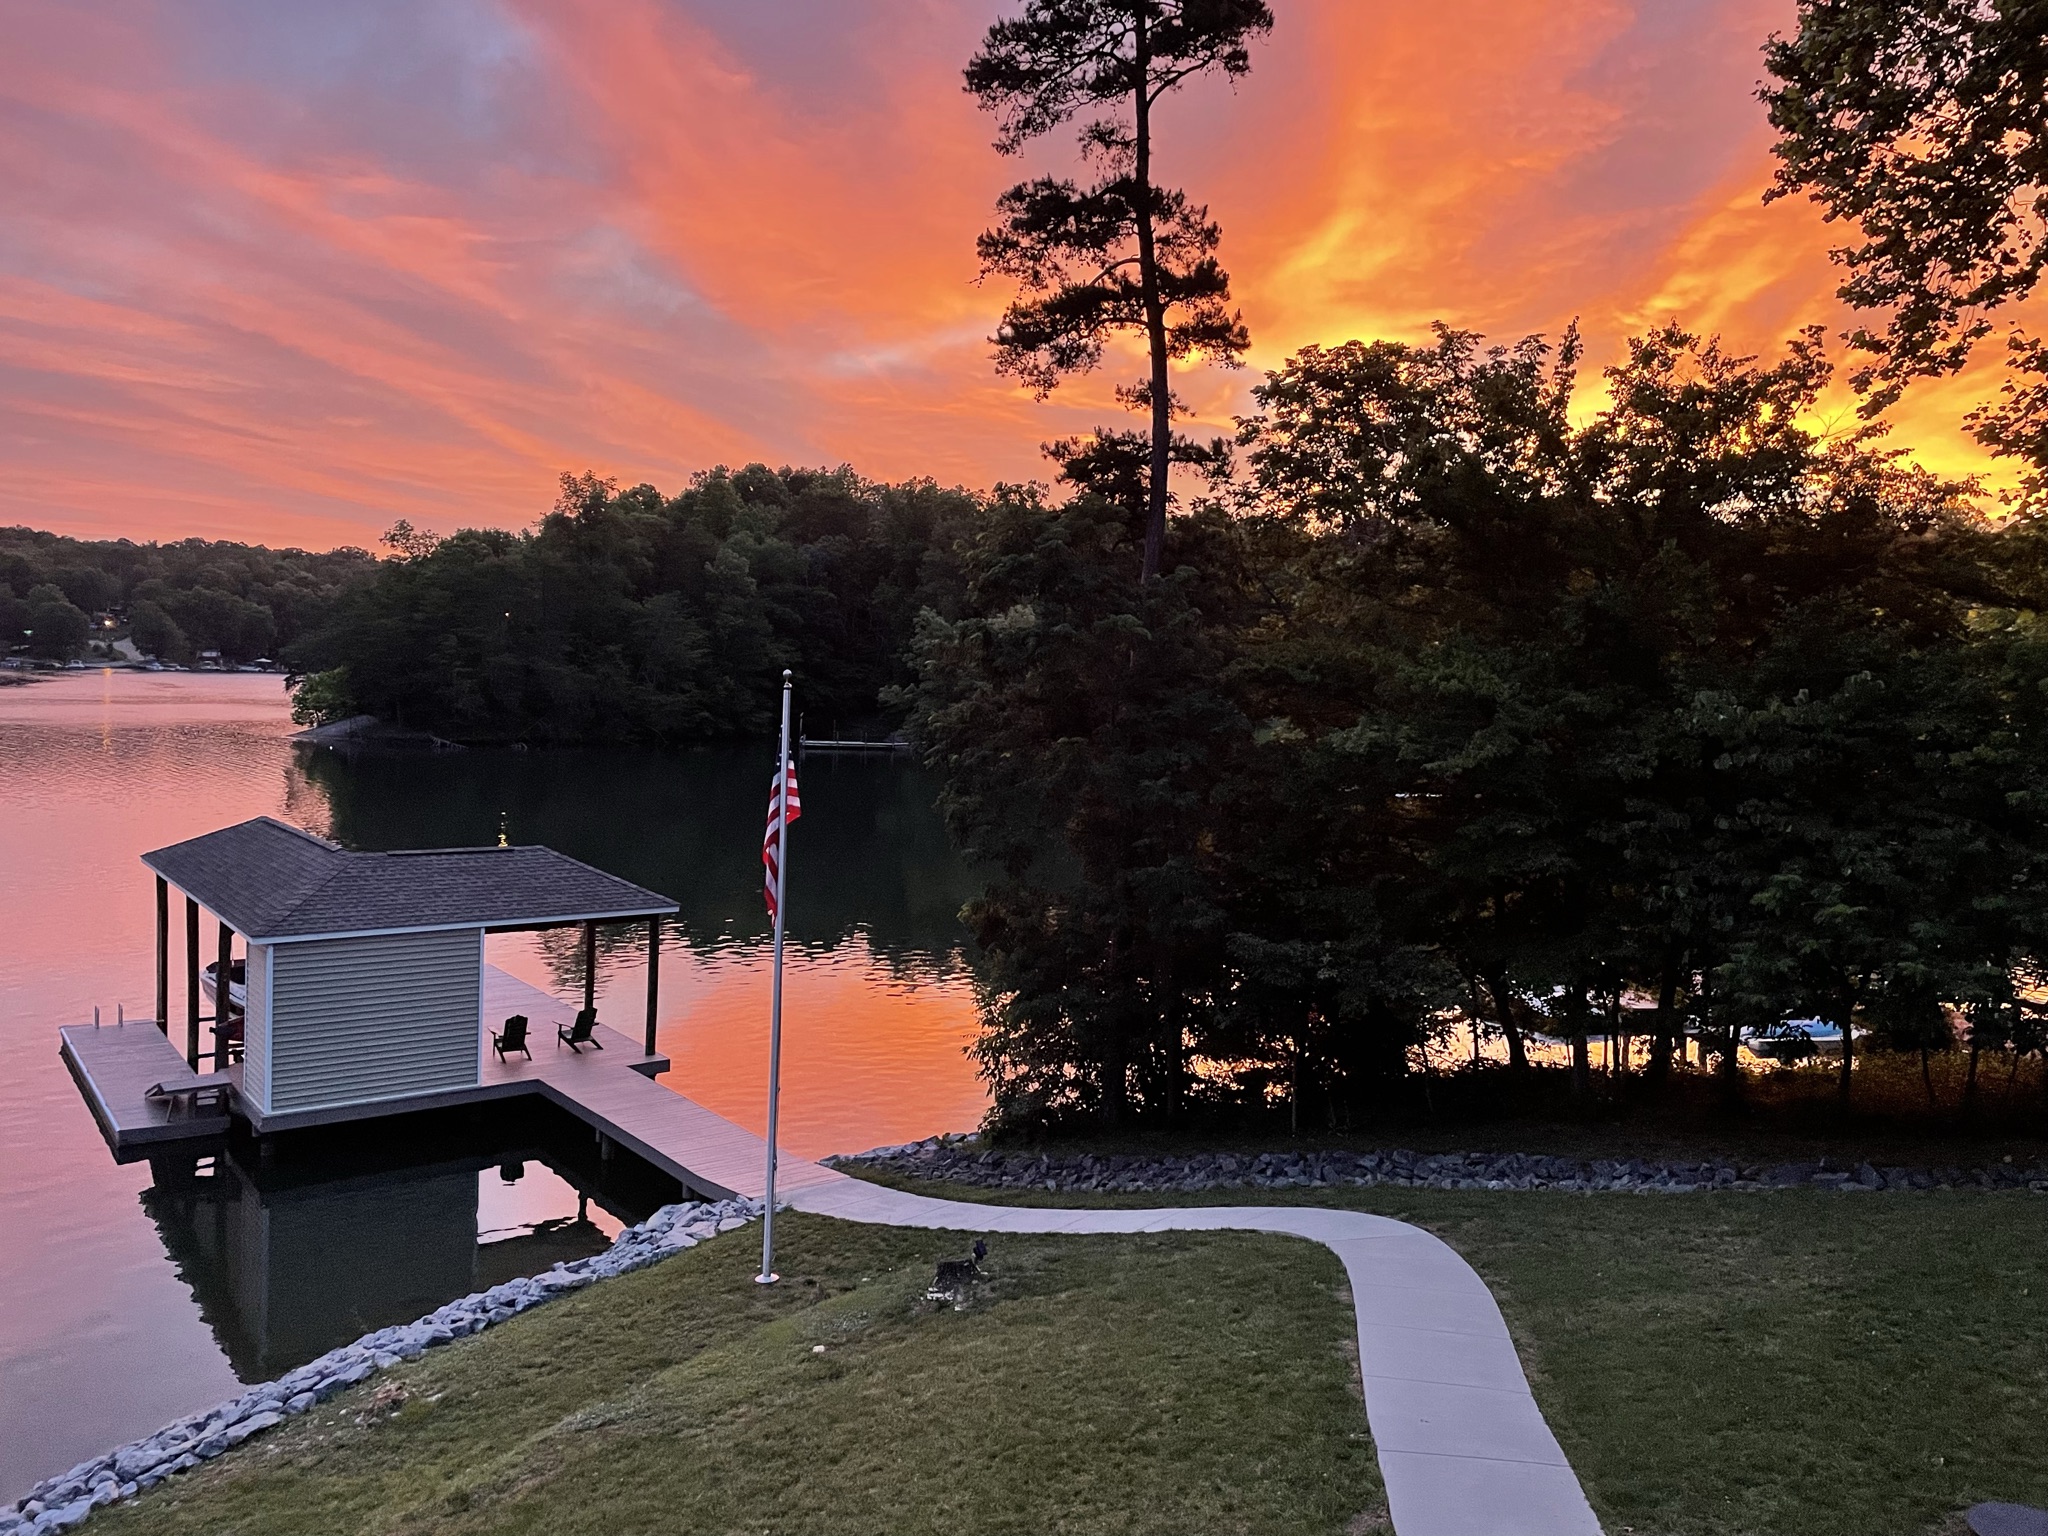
[473,969,837,1202]
[61,1020,232,1161]
[61,966,833,1202]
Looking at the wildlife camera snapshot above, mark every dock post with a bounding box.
[155,876,169,1034]
[184,898,200,1069]
[215,921,233,1065]
[645,917,660,1057]
[583,921,597,1015]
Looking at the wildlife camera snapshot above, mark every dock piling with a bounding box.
[154,875,168,1035]
[644,917,660,1058]
[215,921,233,1065]
[184,897,200,1069]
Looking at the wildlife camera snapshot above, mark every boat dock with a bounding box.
[467,969,838,1201]
[61,1018,232,1156]
[62,966,841,1203]
[797,737,910,753]
[65,815,845,1203]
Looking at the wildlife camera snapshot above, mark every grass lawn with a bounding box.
[868,1173,2048,1536]
[1398,1189,2048,1536]
[85,1215,1380,1536]
[76,1181,2048,1536]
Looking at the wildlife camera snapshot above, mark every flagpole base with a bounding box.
[754,1272,780,1286]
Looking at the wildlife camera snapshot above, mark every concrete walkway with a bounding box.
[373,972,1604,1534]
[789,1174,1603,1536]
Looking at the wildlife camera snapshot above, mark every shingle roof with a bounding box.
[143,817,677,941]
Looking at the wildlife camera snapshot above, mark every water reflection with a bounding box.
[296,738,994,1160]
[139,1104,672,1382]
[291,742,982,964]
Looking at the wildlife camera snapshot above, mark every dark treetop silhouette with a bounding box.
[966,0,1271,580]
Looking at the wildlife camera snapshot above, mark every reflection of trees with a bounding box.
[525,922,976,1000]
[281,754,335,840]
[291,744,986,973]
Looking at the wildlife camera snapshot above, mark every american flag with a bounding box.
[762,756,801,920]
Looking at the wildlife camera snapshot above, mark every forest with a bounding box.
[0,527,372,665]
[283,468,982,743]
[898,324,2048,1129]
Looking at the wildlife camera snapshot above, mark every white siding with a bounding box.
[243,942,272,1113]
[269,929,481,1113]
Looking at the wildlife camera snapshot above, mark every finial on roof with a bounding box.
[497,812,509,849]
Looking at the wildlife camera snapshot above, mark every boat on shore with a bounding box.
[1743,1019,1847,1060]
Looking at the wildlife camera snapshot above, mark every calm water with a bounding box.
[0,671,989,1500]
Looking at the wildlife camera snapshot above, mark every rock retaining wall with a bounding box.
[826,1136,2048,1195]
[1,1197,760,1536]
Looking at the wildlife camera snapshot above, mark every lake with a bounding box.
[0,671,990,1501]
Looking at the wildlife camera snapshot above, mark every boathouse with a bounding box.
[139,817,677,1124]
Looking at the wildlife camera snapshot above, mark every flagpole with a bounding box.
[757,668,792,1285]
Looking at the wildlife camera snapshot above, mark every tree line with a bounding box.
[286,467,982,742]
[0,526,372,664]
[871,0,2048,1131]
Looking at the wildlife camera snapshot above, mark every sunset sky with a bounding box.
[2,0,2028,550]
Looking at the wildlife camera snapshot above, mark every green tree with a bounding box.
[0,525,373,661]
[288,667,355,727]
[288,466,980,745]
[966,0,1271,580]
[159,586,276,661]
[1218,322,2032,1122]
[1763,1,2048,432]
[381,520,444,560]
[1710,637,2030,1107]
[1968,331,2048,512]
[128,599,190,663]
[52,564,117,613]
[24,585,91,659]
[900,489,1258,1125]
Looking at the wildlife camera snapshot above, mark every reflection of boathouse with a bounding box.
[149,1155,482,1381]
[143,1121,669,1381]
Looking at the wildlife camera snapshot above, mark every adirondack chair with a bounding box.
[492,1014,531,1061]
[558,1007,604,1052]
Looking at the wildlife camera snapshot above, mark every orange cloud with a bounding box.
[0,0,2025,547]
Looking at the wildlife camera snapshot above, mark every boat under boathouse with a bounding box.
[63,816,679,1150]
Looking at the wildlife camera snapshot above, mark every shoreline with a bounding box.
[2,1197,761,1535]
[827,1134,2048,1195]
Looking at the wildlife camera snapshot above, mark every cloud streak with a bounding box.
[0,0,2022,547]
